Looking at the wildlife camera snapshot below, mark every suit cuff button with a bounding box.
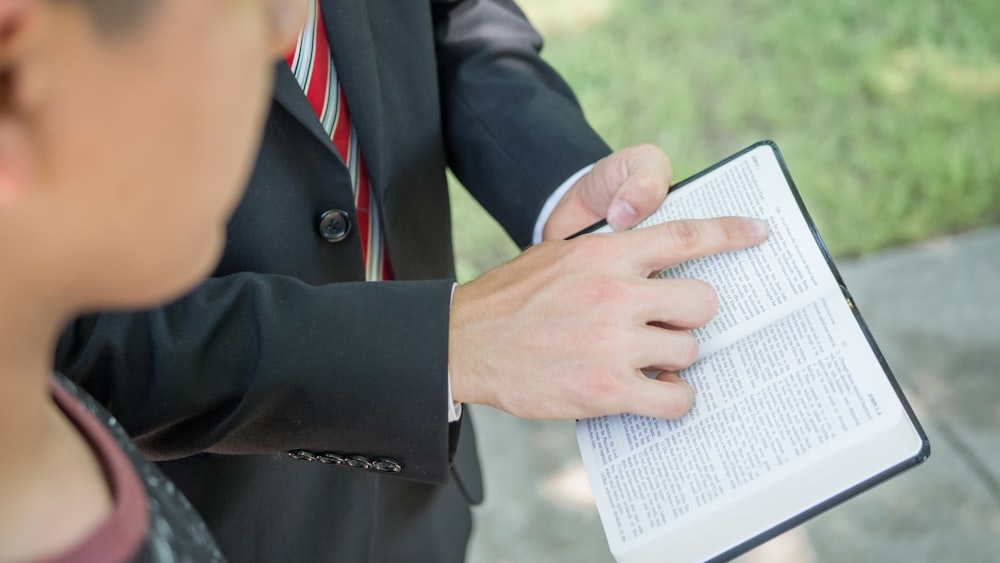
[345,455,373,470]
[373,458,403,474]
[317,452,345,465]
[287,449,317,462]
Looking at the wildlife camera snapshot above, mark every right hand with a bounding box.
[448,216,769,420]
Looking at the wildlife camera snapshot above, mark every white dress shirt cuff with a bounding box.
[531,163,595,244]
[447,283,463,422]
[447,376,462,422]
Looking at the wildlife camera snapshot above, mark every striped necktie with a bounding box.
[285,0,391,281]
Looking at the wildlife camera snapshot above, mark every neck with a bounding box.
[0,288,63,445]
[0,287,114,560]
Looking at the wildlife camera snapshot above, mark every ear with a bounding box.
[0,0,35,205]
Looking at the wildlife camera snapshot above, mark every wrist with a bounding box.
[534,164,595,243]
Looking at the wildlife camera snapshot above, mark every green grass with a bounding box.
[450,0,1000,281]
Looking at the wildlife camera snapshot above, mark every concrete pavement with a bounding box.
[466,226,1000,563]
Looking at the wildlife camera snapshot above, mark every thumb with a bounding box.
[598,145,673,231]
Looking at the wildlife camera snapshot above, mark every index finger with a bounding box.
[625,216,769,276]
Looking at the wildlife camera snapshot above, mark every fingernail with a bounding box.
[608,199,638,230]
[748,218,770,239]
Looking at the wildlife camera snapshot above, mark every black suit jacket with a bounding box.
[56,1,610,561]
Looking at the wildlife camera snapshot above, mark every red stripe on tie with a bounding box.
[286,0,391,281]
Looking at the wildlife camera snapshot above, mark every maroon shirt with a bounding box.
[38,376,225,563]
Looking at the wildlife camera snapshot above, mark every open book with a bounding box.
[575,141,929,563]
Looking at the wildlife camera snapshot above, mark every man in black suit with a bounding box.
[56,0,767,561]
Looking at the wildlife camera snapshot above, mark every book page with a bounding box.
[578,290,906,555]
[633,145,837,356]
[576,144,924,561]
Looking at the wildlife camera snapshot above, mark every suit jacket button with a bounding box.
[345,455,372,470]
[288,449,317,462]
[373,458,403,474]
[318,209,351,242]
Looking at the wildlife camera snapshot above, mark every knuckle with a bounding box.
[580,276,632,308]
[629,173,659,196]
[666,220,702,254]
[627,176,665,212]
[674,333,700,368]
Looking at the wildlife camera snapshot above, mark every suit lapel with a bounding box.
[272,1,386,196]
[273,62,341,158]
[323,0,385,195]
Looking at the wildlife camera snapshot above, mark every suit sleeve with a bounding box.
[55,0,609,492]
[56,274,457,485]
[433,0,613,248]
